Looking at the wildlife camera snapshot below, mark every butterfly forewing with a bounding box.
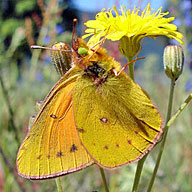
[73,72,162,168]
[17,68,93,179]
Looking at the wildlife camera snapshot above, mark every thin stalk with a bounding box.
[131,154,148,192]
[0,71,20,145]
[128,62,135,80]
[55,177,63,192]
[165,79,175,122]
[166,93,192,129]
[147,78,176,192]
[30,24,49,79]
[30,0,58,79]
[129,59,148,192]
[99,167,109,192]
[0,146,26,192]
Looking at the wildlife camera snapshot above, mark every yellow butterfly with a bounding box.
[17,37,162,179]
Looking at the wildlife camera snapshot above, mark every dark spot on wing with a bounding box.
[77,128,85,133]
[47,154,50,159]
[37,155,41,159]
[100,117,108,123]
[57,151,63,157]
[127,139,132,144]
[50,114,57,119]
[135,130,139,134]
[104,145,108,149]
[70,144,78,152]
[116,144,119,147]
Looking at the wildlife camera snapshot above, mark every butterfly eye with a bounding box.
[78,47,88,55]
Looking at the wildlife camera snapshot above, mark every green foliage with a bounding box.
[1,19,23,36]
[15,0,36,15]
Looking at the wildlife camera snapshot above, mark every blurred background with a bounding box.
[0,0,192,191]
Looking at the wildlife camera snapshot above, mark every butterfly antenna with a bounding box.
[31,45,71,52]
[72,18,78,51]
[31,45,53,50]
[117,57,145,76]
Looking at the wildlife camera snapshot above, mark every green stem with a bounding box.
[0,146,26,192]
[99,167,109,192]
[30,26,48,80]
[128,62,135,80]
[131,154,148,192]
[166,79,175,123]
[55,178,63,192]
[147,78,176,192]
[0,70,20,145]
[129,59,148,192]
[166,93,192,129]
[30,2,58,79]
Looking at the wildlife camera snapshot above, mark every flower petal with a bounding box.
[83,4,184,45]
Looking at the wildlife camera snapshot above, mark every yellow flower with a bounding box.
[83,4,184,60]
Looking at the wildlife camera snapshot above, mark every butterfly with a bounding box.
[17,37,163,179]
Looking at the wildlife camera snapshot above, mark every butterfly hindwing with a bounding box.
[73,72,162,168]
[17,68,93,179]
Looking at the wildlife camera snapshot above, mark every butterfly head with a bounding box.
[72,38,121,77]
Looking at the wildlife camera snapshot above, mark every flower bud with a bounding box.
[51,42,72,76]
[119,36,141,61]
[163,45,184,80]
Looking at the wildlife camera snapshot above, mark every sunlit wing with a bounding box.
[73,72,162,168]
[17,67,93,179]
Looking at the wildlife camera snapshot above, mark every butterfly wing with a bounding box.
[73,72,162,168]
[17,68,93,179]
